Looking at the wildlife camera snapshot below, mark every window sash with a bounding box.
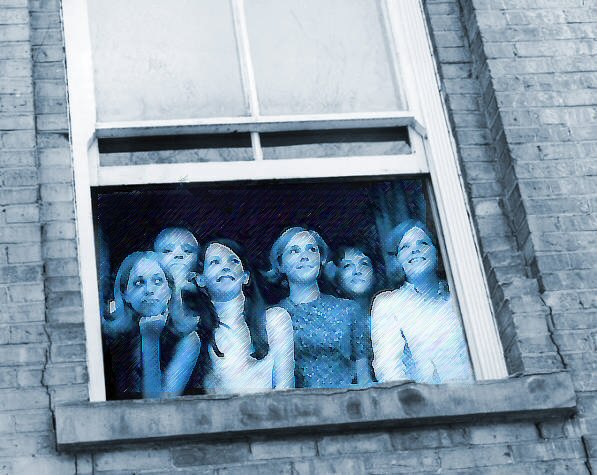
[63,0,508,402]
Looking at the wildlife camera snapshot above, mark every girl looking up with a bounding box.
[196,239,294,393]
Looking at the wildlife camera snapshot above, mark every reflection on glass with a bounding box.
[261,127,411,160]
[96,178,473,400]
[98,133,254,166]
[88,0,247,122]
[245,0,404,114]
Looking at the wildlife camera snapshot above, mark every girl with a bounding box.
[102,251,201,398]
[196,239,294,393]
[153,227,211,393]
[325,244,380,383]
[370,220,474,384]
[266,227,373,389]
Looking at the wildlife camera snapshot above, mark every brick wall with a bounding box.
[0,0,594,473]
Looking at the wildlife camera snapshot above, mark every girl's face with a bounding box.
[337,248,374,297]
[200,243,249,302]
[397,226,438,281]
[154,229,199,283]
[124,257,171,317]
[280,231,321,285]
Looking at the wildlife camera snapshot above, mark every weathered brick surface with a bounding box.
[0,0,593,473]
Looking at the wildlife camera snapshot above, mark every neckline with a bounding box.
[213,294,245,325]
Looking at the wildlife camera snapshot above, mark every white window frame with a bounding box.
[62,0,508,402]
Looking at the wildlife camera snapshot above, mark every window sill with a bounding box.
[55,371,576,450]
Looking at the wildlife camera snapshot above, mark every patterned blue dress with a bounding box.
[278,293,366,388]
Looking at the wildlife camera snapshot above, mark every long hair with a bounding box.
[111,251,176,328]
[264,226,330,287]
[198,238,270,360]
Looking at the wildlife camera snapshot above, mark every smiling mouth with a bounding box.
[142,298,160,304]
[296,264,315,270]
[408,257,426,264]
[216,275,235,282]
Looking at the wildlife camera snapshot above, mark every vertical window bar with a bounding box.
[232,0,263,160]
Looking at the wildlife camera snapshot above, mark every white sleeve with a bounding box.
[371,292,406,383]
[266,306,295,389]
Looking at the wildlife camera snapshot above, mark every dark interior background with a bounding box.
[93,176,438,306]
[94,178,390,303]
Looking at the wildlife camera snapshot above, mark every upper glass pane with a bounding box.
[88,0,248,122]
[245,0,404,115]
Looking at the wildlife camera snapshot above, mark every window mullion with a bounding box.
[232,0,261,118]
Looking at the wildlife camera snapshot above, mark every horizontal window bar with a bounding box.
[93,154,429,187]
[95,111,426,139]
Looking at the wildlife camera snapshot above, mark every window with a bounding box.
[63,0,507,402]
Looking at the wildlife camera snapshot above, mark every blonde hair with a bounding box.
[264,227,329,285]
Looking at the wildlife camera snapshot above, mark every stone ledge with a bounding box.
[55,372,576,450]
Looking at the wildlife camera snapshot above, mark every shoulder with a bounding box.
[320,293,355,309]
[265,306,292,324]
[270,298,292,313]
[372,288,402,307]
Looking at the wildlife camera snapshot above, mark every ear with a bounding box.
[242,270,250,285]
[196,274,207,288]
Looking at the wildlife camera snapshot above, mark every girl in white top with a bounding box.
[196,239,294,394]
[371,220,474,384]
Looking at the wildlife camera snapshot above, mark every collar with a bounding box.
[403,281,450,300]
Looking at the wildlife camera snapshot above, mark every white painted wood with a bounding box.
[232,0,261,118]
[96,153,428,187]
[250,132,263,161]
[388,0,508,380]
[94,111,425,138]
[61,0,106,401]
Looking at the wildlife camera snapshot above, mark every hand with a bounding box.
[139,314,167,338]
[173,271,197,291]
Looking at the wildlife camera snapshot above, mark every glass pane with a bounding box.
[88,0,247,122]
[98,133,253,166]
[245,0,404,115]
[261,127,411,160]
[95,177,473,400]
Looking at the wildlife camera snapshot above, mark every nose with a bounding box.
[411,248,421,255]
[144,283,155,294]
[222,266,231,272]
[300,255,309,262]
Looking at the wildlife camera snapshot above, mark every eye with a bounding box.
[232,258,240,265]
[154,277,164,285]
[209,259,219,265]
[162,249,172,254]
[289,249,299,254]
[421,240,430,246]
[342,263,351,269]
[134,278,144,287]
[362,261,371,267]
[184,249,193,254]
[308,245,318,253]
